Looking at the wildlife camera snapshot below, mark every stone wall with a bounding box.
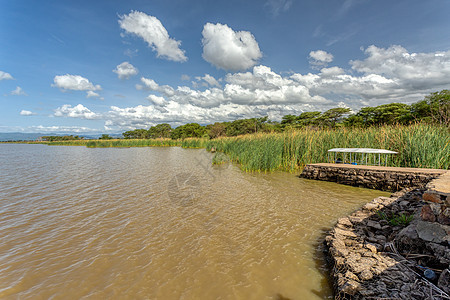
[324,188,450,299]
[421,171,450,225]
[301,163,445,192]
[306,164,450,298]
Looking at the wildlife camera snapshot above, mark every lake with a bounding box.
[0,144,388,299]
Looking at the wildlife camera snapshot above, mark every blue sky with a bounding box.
[1,0,450,133]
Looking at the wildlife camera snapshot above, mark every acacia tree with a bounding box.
[425,90,450,125]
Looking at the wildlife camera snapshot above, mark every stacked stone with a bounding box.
[301,164,443,192]
[325,188,450,299]
[421,171,450,225]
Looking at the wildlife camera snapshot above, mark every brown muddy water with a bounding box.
[0,144,389,299]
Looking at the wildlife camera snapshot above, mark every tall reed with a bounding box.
[206,123,449,172]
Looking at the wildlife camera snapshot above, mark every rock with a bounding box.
[331,239,349,257]
[334,227,357,238]
[349,257,376,274]
[337,217,353,227]
[416,221,448,243]
[437,269,450,295]
[375,235,387,244]
[423,191,443,203]
[359,269,374,281]
[367,220,382,230]
[344,270,359,281]
[420,205,436,222]
[363,202,379,211]
[438,211,450,225]
[396,224,418,242]
[339,278,360,295]
[365,243,378,253]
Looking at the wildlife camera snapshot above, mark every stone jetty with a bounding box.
[301,164,450,299]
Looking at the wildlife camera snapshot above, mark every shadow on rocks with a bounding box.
[323,188,450,299]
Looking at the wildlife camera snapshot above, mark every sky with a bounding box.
[1,0,450,134]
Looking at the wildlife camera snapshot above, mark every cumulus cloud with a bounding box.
[52,74,101,91]
[113,61,138,79]
[119,11,187,62]
[195,74,221,87]
[20,110,36,116]
[309,50,334,67]
[202,23,262,71]
[181,74,190,81]
[86,91,101,99]
[11,86,27,96]
[54,104,99,119]
[350,45,450,89]
[52,74,102,98]
[147,94,166,106]
[0,71,14,80]
[50,45,450,131]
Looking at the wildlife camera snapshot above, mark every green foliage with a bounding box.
[212,152,229,165]
[99,134,113,140]
[171,123,206,139]
[41,135,83,141]
[123,129,149,139]
[148,123,172,138]
[206,123,449,172]
[377,211,414,227]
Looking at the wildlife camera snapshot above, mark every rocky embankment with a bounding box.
[324,172,450,299]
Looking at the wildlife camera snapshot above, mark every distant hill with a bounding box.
[0,132,123,141]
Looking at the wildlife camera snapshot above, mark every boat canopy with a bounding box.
[327,148,398,154]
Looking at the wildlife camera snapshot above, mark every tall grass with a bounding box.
[206,123,449,172]
[17,123,449,172]
[84,138,181,148]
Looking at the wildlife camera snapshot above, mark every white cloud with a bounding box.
[147,94,166,106]
[350,45,450,89]
[119,11,187,62]
[86,91,101,99]
[195,74,221,87]
[53,74,101,91]
[113,61,138,79]
[309,50,334,67]
[52,74,102,98]
[202,23,262,71]
[0,71,14,80]
[20,110,36,116]
[54,104,99,119]
[11,86,27,96]
[52,45,449,132]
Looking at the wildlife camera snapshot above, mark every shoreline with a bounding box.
[303,165,450,298]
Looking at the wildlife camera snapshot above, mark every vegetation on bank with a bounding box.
[21,123,449,172]
[205,123,449,172]
[5,90,449,172]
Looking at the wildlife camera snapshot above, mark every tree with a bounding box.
[123,129,149,139]
[425,89,450,125]
[281,115,298,128]
[319,108,351,127]
[298,111,321,126]
[148,123,171,138]
[99,134,113,140]
[207,122,227,139]
[170,123,206,139]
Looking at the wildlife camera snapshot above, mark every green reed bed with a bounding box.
[180,138,209,148]
[206,124,449,172]
[85,138,182,148]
